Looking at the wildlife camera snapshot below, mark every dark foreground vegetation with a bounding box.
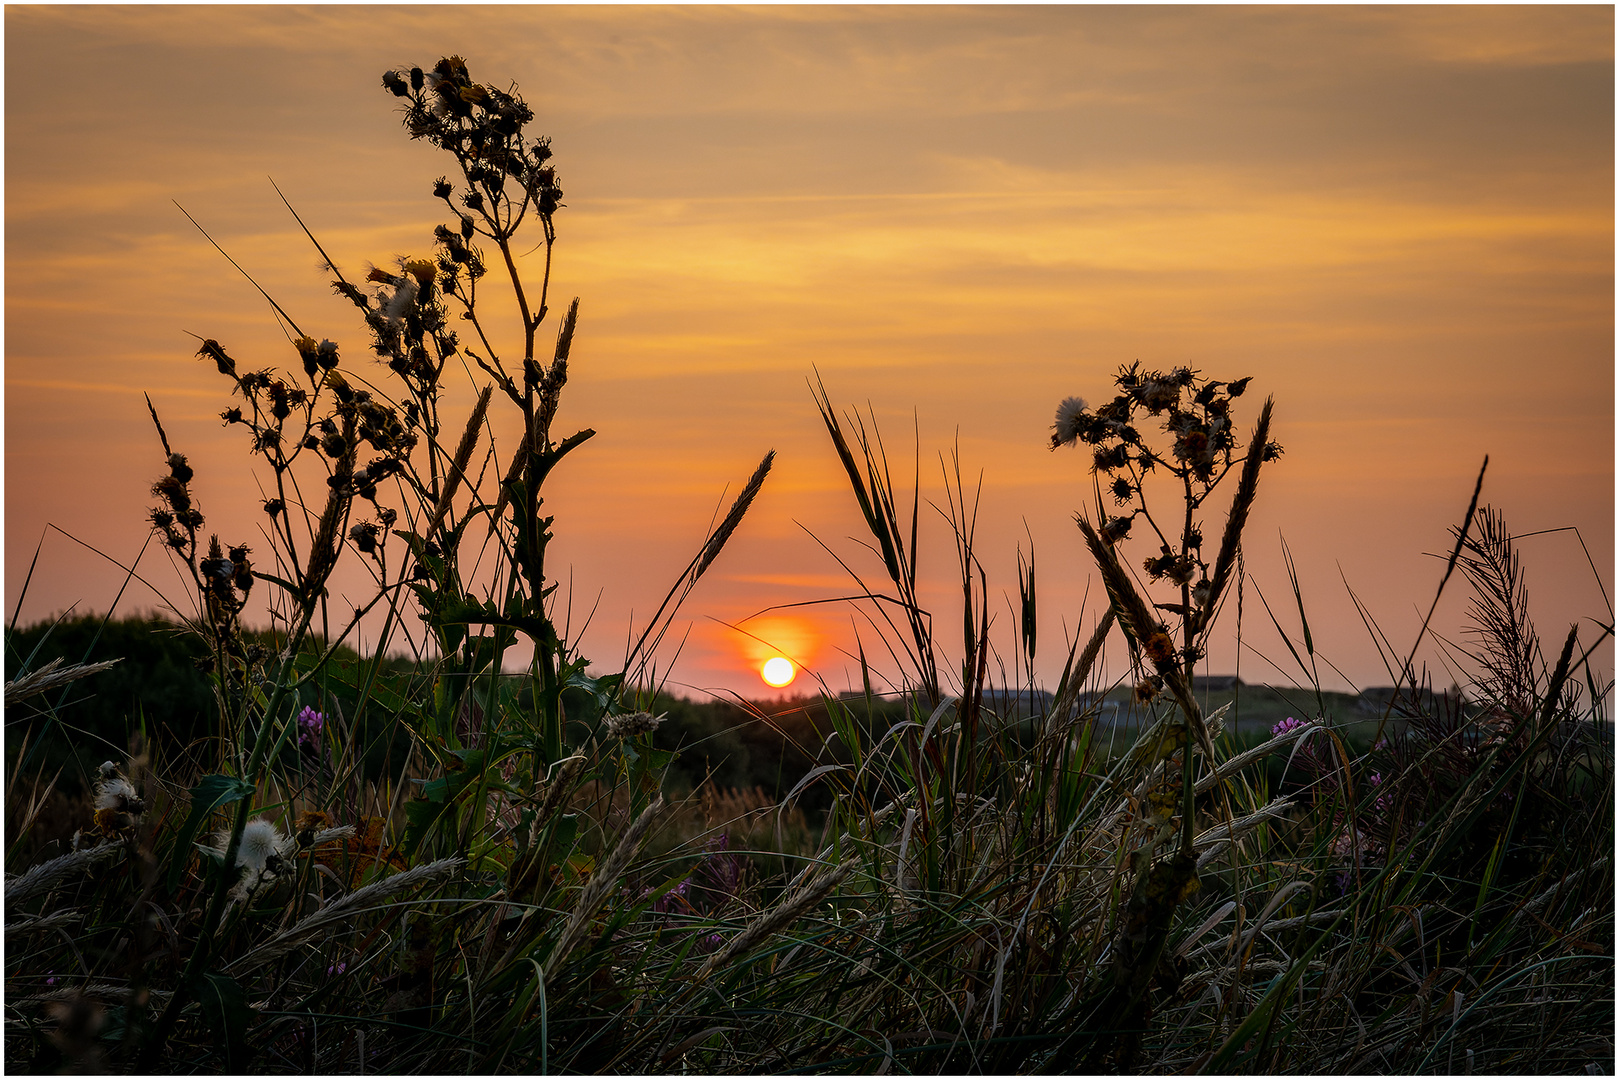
[6,55,1611,1074]
[4,613,1371,851]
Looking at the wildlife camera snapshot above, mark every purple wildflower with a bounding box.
[692,834,745,912]
[327,961,347,977]
[1272,716,1306,737]
[649,878,692,915]
[297,707,324,752]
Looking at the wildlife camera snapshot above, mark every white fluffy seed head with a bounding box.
[1053,396,1089,447]
[215,818,291,876]
[94,777,137,811]
[383,279,418,324]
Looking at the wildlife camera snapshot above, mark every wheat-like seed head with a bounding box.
[5,841,127,905]
[692,855,859,983]
[694,450,775,583]
[225,856,465,975]
[5,658,121,707]
[544,795,666,979]
[427,383,493,536]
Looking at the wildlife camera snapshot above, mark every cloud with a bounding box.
[6,6,1609,692]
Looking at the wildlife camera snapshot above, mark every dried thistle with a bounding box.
[604,711,664,740]
[1059,369,1278,679]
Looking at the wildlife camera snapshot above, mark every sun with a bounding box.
[761,656,796,688]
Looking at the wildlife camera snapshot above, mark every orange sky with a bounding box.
[6,6,1613,701]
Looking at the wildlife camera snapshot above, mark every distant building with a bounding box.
[1191,675,1242,692]
[978,688,1055,721]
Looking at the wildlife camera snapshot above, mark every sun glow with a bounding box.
[761,656,796,688]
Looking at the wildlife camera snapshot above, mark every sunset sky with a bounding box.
[6,6,1613,702]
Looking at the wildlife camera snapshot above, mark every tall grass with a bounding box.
[5,55,1611,1074]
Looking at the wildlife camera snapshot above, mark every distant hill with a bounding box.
[8,616,1389,803]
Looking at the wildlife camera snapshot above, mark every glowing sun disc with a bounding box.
[761,656,796,687]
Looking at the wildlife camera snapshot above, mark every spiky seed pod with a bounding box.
[151,475,191,516]
[1100,515,1134,545]
[231,548,254,593]
[348,522,379,554]
[196,339,235,376]
[268,383,291,421]
[1095,443,1131,472]
[332,280,368,309]
[1143,630,1176,667]
[1141,381,1178,413]
[604,712,663,740]
[92,773,144,834]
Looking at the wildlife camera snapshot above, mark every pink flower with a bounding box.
[1272,716,1305,737]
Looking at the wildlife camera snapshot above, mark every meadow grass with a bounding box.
[5,56,1611,1074]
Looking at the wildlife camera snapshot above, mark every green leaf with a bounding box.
[548,812,579,851]
[402,743,519,855]
[641,746,677,773]
[324,657,408,715]
[166,774,255,892]
[189,971,254,1071]
[402,795,456,858]
[249,570,304,598]
[561,667,617,730]
[435,597,552,649]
